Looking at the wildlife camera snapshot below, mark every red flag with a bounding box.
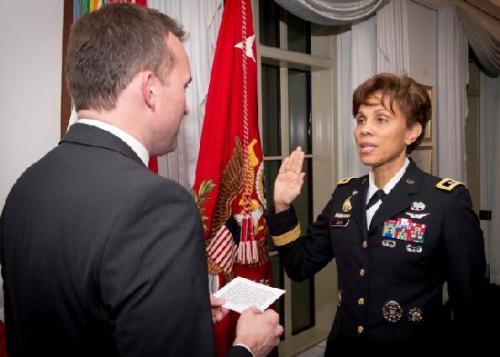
[193,0,271,355]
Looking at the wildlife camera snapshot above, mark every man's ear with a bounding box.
[142,72,155,109]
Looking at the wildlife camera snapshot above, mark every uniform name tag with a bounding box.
[334,213,350,219]
[330,218,349,227]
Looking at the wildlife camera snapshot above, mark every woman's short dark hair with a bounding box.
[65,3,185,111]
[352,73,431,153]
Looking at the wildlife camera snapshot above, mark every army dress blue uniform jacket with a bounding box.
[266,160,486,355]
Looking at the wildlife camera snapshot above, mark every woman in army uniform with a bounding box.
[266,73,486,354]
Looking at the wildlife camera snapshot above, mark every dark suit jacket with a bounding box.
[267,160,486,355]
[0,124,249,357]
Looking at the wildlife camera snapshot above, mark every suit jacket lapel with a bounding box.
[60,123,144,166]
[369,160,423,232]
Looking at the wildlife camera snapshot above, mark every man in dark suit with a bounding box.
[0,4,282,357]
[266,73,486,355]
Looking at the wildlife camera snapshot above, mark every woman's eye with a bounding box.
[356,117,365,125]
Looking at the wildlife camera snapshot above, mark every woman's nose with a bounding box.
[360,120,372,135]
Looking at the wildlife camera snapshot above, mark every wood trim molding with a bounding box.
[60,0,73,137]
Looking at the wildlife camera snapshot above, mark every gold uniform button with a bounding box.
[358,297,365,305]
[357,325,364,334]
[362,240,368,248]
[359,268,366,277]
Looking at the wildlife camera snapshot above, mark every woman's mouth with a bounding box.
[359,142,377,154]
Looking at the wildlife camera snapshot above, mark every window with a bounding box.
[255,0,338,348]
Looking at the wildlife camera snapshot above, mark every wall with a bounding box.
[0,1,64,210]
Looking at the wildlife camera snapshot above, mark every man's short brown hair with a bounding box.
[65,3,185,111]
[352,73,431,153]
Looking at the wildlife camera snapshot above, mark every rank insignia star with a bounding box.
[436,177,463,191]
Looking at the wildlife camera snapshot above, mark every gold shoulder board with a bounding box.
[435,178,464,191]
[337,177,354,185]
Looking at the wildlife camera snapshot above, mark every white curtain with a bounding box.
[274,0,388,25]
[479,72,500,284]
[149,0,223,189]
[337,17,376,178]
[436,7,469,181]
[456,3,500,77]
[376,0,409,74]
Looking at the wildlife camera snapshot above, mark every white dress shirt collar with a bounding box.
[77,119,149,166]
[365,157,410,227]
